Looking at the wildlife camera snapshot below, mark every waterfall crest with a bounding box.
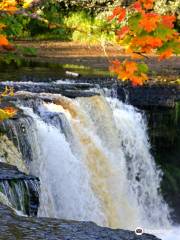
[16,94,171,230]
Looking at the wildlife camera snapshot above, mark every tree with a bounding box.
[0,0,32,121]
[108,0,180,85]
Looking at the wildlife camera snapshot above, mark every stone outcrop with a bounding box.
[0,162,39,216]
[117,84,180,108]
[1,79,179,108]
[0,203,161,240]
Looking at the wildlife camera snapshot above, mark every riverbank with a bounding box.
[15,40,180,84]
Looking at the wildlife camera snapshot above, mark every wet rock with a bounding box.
[1,80,179,108]
[0,135,28,173]
[0,163,39,216]
[0,203,161,240]
[117,85,180,107]
[145,102,180,223]
[0,162,38,181]
[117,84,180,108]
[0,114,36,164]
[0,82,99,98]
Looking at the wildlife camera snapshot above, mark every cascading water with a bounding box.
[16,93,171,231]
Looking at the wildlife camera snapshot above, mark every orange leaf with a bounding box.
[0,0,17,12]
[108,6,126,22]
[159,48,173,61]
[0,35,9,46]
[124,61,138,75]
[161,15,176,29]
[109,59,121,75]
[139,13,159,32]
[131,73,148,86]
[131,36,163,53]
[139,0,154,10]
[3,107,17,117]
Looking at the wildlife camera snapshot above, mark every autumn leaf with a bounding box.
[118,8,126,23]
[109,59,121,75]
[159,48,173,60]
[0,107,17,121]
[132,2,143,12]
[0,0,17,12]
[139,13,159,32]
[110,58,148,86]
[116,26,129,39]
[0,35,9,47]
[3,107,17,117]
[107,0,179,86]
[131,73,147,86]
[131,36,163,53]
[161,15,176,29]
[139,0,154,10]
[108,6,126,22]
[124,61,138,75]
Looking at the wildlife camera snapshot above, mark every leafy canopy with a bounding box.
[108,0,180,85]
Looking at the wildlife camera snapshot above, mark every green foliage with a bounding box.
[1,14,30,39]
[64,10,115,43]
[137,63,149,74]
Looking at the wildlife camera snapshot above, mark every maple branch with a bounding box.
[134,52,150,59]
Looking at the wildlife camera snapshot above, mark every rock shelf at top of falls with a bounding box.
[0,203,161,240]
[0,80,179,108]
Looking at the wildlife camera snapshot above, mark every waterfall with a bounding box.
[16,94,171,231]
[0,178,39,216]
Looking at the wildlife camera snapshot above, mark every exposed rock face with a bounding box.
[1,80,179,108]
[0,82,99,98]
[117,84,180,108]
[0,204,161,240]
[145,102,180,223]
[0,114,35,164]
[0,135,28,173]
[0,162,37,181]
[0,163,39,216]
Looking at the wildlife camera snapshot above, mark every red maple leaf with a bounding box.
[118,8,126,23]
[116,26,129,39]
[161,15,176,29]
[132,1,143,12]
[108,6,126,22]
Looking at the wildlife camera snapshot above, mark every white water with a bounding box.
[20,95,172,234]
[157,227,180,240]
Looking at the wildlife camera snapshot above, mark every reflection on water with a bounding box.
[0,60,112,82]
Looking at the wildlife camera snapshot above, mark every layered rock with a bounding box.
[0,162,39,216]
[0,203,161,240]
